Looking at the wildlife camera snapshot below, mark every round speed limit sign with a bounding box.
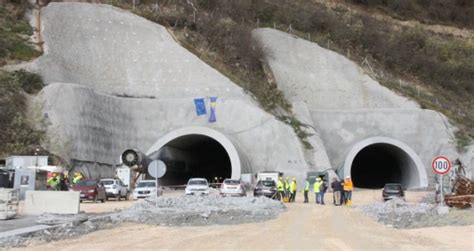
[432,156,451,175]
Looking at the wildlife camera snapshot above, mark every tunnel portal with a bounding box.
[344,137,428,189]
[153,134,232,186]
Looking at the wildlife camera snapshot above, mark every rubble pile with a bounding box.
[112,195,286,226]
[445,176,474,209]
[0,195,285,248]
[360,198,433,228]
[360,197,474,228]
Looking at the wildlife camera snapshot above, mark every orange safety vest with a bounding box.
[343,180,353,191]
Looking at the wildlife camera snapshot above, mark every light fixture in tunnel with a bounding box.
[343,137,428,189]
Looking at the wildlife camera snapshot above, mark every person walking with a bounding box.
[343,176,354,206]
[289,177,297,202]
[277,177,285,201]
[303,178,310,203]
[331,178,342,206]
[313,177,322,204]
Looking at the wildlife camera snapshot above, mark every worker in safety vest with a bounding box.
[303,178,310,203]
[289,177,297,202]
[343,176,353,206]
[47,173,59,190]
[72,172,83,185]
[314,177,323,204]
[284,177,290,199]
[277,177,285,201]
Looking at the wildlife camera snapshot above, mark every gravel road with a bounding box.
[6,190,473,250]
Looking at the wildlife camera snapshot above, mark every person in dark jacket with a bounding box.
[320,179,328,205]
[331,178,342,206]
[59,174,69,191]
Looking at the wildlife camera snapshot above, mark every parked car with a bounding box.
[100,178,129,201]
[220,179,246,197]
[72,179,106,203]
[382,183,405,201]
[185,178,210,195]
[253,179,277,199]
[133,180,162,200]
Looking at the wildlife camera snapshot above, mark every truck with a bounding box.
[116,166,131,188]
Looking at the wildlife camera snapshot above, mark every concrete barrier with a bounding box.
[24,191,80,215]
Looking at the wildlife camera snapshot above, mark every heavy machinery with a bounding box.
[121,149,151,173]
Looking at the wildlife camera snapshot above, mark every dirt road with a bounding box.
[13,191,474,250]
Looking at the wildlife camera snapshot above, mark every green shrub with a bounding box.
[0,70,45,156]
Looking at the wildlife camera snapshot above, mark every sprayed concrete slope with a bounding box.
[31,3,314,181]
[32,3,241,98]
[254,28,459,187]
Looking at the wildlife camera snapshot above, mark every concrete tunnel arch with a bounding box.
[146,126,242,184]
[343,137,428,189]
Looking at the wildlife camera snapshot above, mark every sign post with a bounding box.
[148,160,167,208]
[432,156,451,214]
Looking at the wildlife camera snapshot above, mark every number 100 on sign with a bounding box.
[432,156,451,175]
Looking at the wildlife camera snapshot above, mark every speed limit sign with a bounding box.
[432,156,451,175]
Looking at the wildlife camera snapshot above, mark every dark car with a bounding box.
[253,179,277,199]
[72,179,106,203]
[382,183,405,201]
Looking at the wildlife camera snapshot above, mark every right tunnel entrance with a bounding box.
[345,138,428,189]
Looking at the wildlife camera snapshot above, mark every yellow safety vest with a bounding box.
[304,181,310,191]
[277,180,284,191]
[290,181,297,192]
[314,181,322,193]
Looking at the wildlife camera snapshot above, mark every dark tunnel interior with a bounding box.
[350,143,412,189]
[151,135,231,186]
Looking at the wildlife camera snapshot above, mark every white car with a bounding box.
[133,180,163,200]
[100,178,129,201]
[185,178,210,195]
[220,179,246,197]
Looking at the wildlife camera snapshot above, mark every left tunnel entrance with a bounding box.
[149,135,232,186]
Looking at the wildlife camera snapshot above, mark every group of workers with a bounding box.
[46,171,84,191]
[277,176,354,206]
[276,177,298,202]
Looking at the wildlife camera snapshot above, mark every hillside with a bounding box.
[103,0,473,148]
[0,0,473,160]
[0,1,44,157]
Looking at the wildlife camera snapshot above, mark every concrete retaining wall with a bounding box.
[311,109,458,183]
[28,3,314,184]
[24,191,80,215]
[254,28,460,187]
[35,83,311,183]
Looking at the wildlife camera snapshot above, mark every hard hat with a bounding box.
[292,177,296,181]
[346,176,350,179]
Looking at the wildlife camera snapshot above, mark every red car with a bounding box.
[72,179,106,203]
